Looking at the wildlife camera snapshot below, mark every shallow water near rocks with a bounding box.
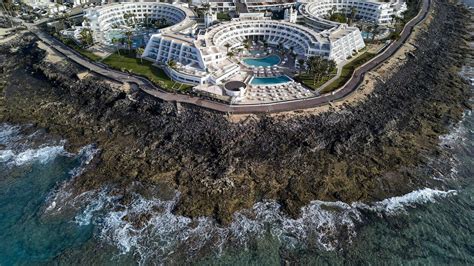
[0,124,93,264]
[0,100,472,264]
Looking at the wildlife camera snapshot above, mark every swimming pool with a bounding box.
[243,55,281,67]
[249,50,265,56]
[106,30,147,48]
[250,75,292,85]
[361,31,373,39]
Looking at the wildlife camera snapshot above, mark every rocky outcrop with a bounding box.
[0,0,471,224]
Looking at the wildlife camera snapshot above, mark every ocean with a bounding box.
[0,3,473,265]
[0,93,472,264]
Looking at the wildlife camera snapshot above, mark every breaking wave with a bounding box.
[0,145,70,166]
[361,188,457,214]
[71,186,457,264]
[0,123,21,144]
[44,144,99,213]
[439,110,472,147]
[0,123,72,166]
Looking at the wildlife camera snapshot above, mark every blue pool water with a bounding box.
[106,30,146,49]
[250,75,292,85]
[243,55,280,67]
[249,50,265,56]
[361,31,373,39]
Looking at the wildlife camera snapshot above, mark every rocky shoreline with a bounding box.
[0,0,472,224]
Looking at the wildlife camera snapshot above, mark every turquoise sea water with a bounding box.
[0,100,472,264]
[0,124,95,264]
[243,55,281,67]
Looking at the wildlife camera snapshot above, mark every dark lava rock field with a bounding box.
[0,0,471,224]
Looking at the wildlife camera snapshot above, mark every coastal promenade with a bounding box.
[28,0,430,114]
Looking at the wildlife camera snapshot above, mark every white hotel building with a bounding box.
[299,0,407,25]
[81,1,406,87]
[190,0,296,12]
[140,3,366,85]
[83,2,196,45]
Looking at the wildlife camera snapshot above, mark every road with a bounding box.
[26,0,430,114]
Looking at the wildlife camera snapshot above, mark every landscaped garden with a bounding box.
[320,51,376,94]
[102,50,192,91]
[293,56,337,90]
[59,37,102,62]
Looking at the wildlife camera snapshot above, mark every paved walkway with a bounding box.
[25,0,430,114]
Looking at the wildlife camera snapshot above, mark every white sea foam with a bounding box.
[44,145,100,213]
[11,145,70,166]
[85,192,362,264]
[69,144,99,177]
[368,188,457,214]
[0,144,69,166]
[0,150,15,163]
[436,109,473,179]
[74,189,111,226]
[0,123,21,144]
[440,122,468,147]
[83,186,458,264]
[439,110,472,147]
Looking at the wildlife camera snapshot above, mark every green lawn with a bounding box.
[294,68,337,90]
[74,47,102,62]
[59,37,102,61]
[320,52,376,94]
[102,51,191,91]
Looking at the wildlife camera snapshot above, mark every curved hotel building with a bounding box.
[299,0,407,25]
[83,2,196,45]
[140,2,366,86]
[80,0,407,101]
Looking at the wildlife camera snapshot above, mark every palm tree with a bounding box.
[246,38,252,49]
[127,39,133,52]
[277,42,283,50]
[309,56,322,85]
[371,23,379,43]
[167,59,177,69]
[227,52,235,59]
[111,37,121,55]
[79,28,93,47]
[123,12,130,25]
[297,58,305,75]
[123,12,136,26]
[124,30,133,51]
[58,15,66,30]
[366,25,373,40]
[349,7,357,26]
[136,47,145,63]
[329,6,337,17]
[224,43,231,52]
[143,13,149,27]
[326,60,336,76]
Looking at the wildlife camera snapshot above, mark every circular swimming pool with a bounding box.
[243,55,281,67]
